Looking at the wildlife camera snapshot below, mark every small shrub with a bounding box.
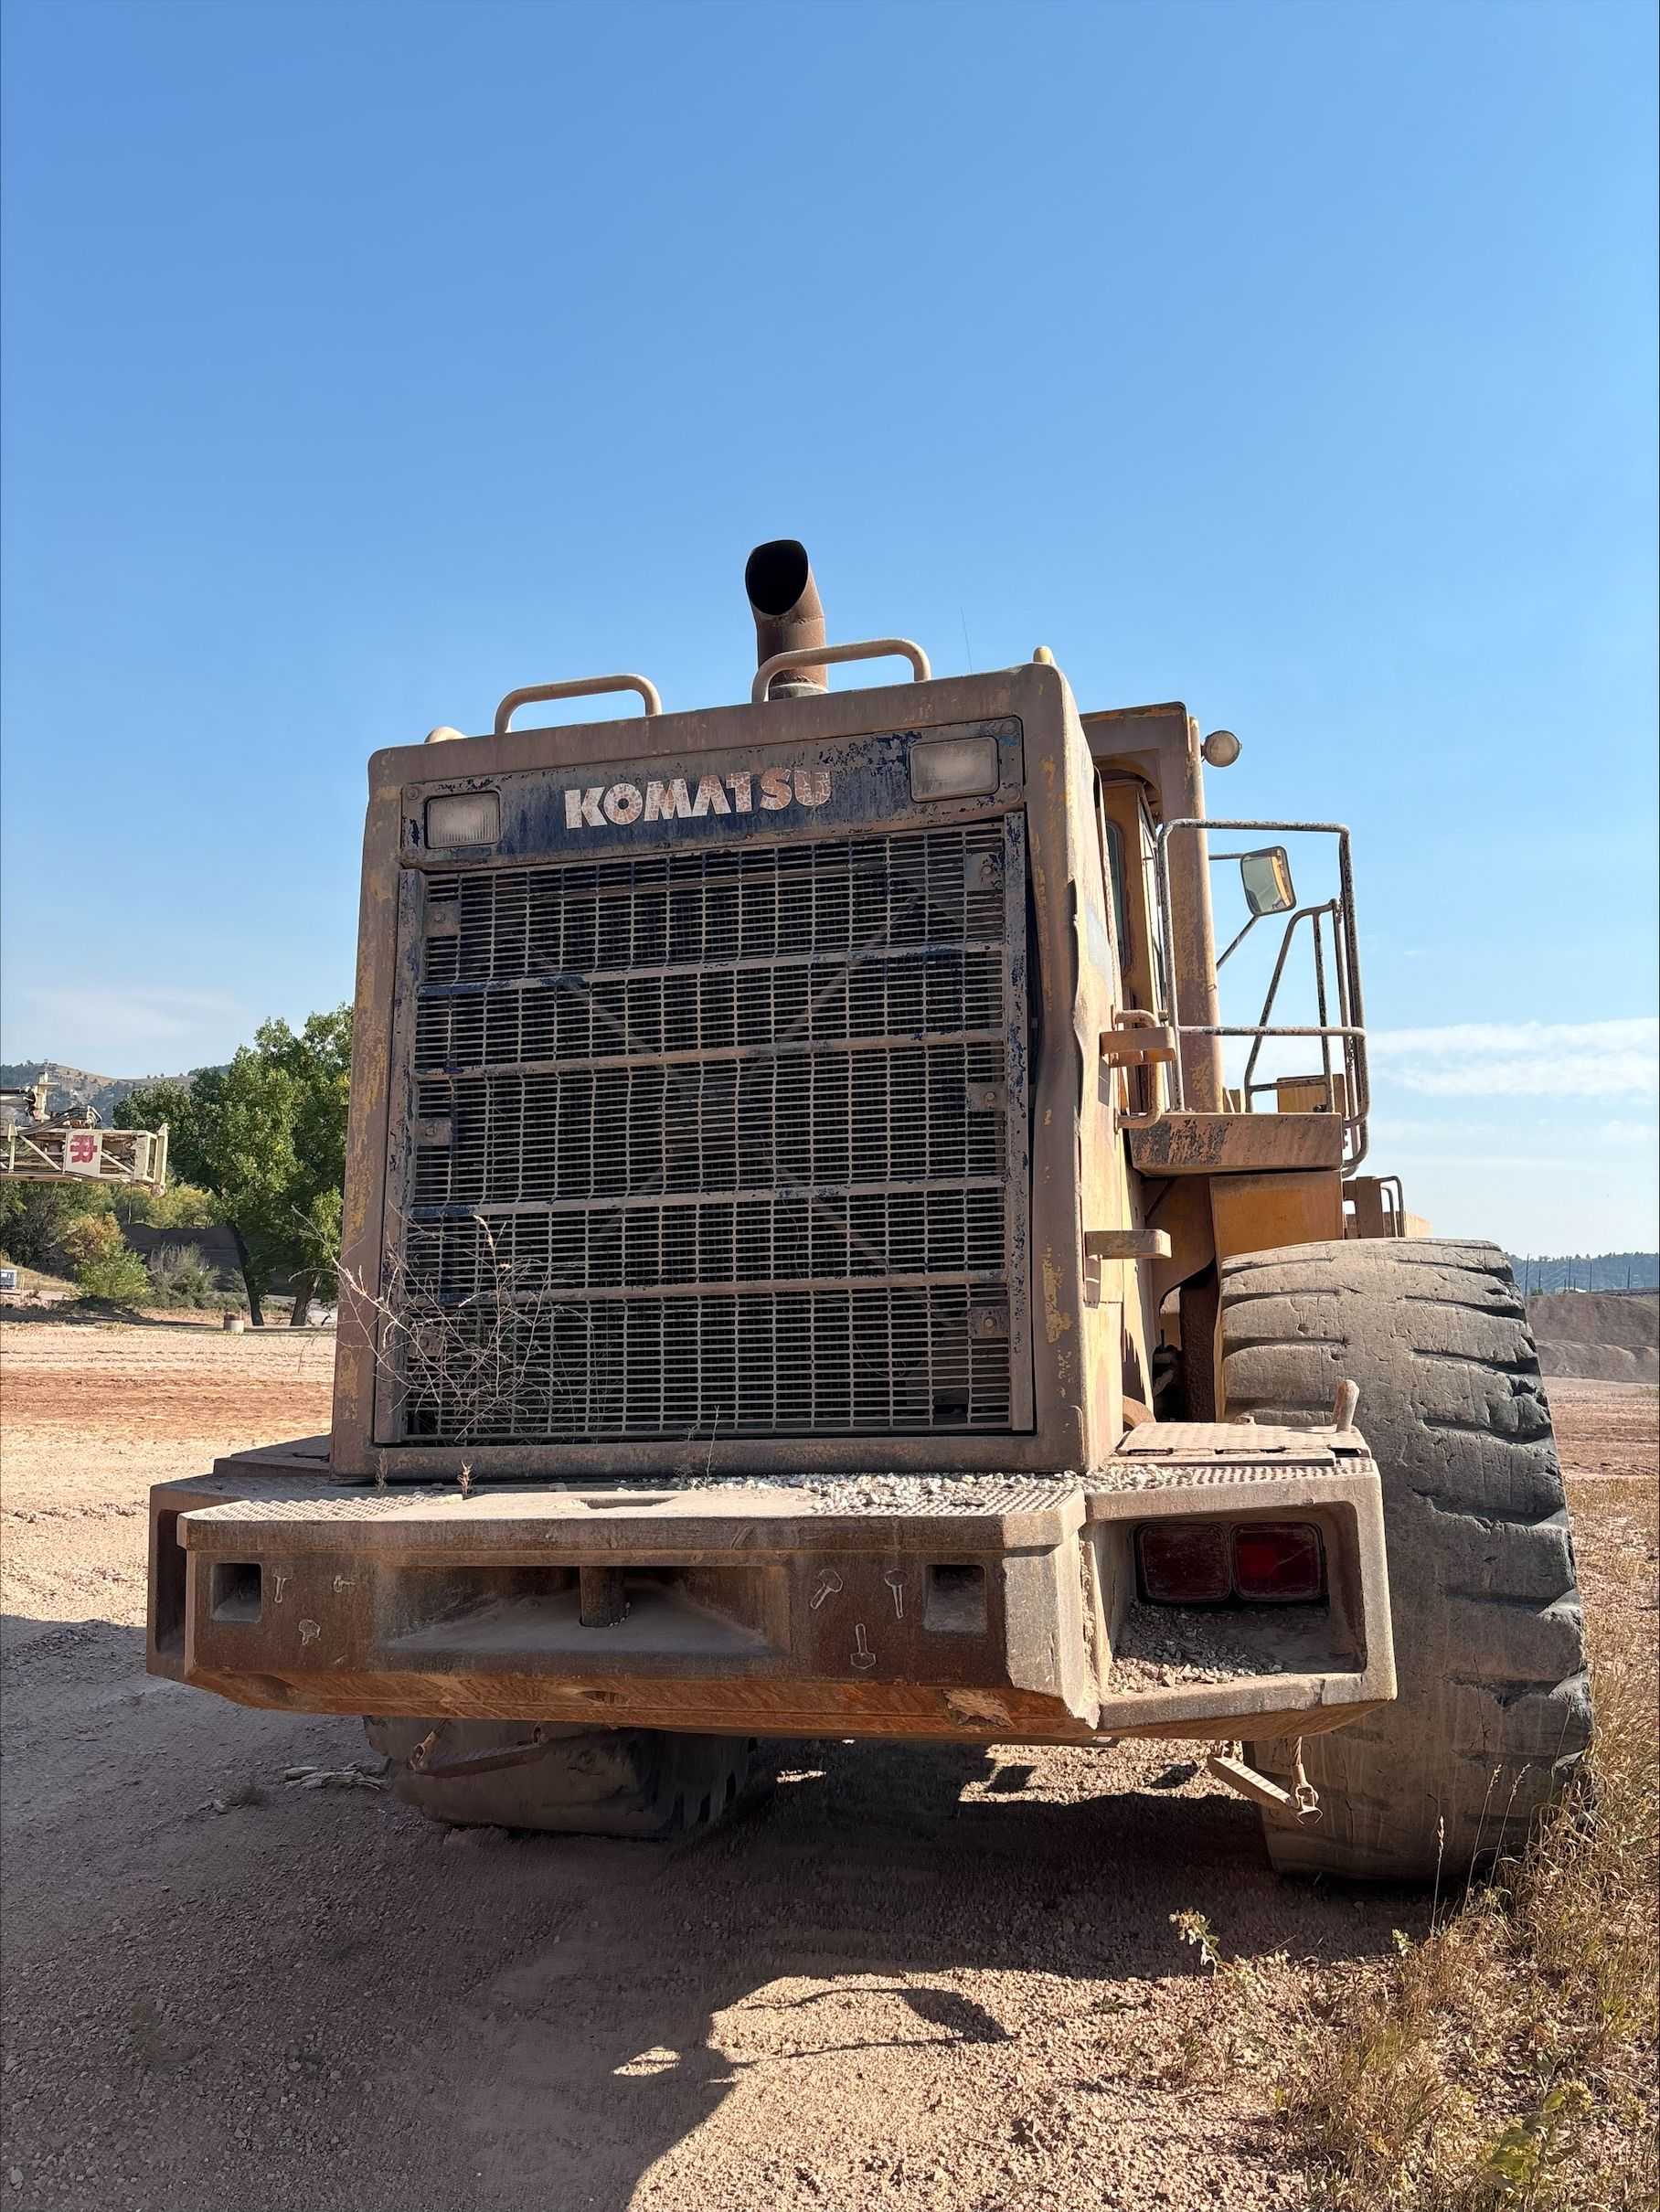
[144,1245,233,1309]
[74,1245,154,1306]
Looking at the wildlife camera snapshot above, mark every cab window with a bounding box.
[1103,817,1130,965]
[1139,801,1170,1016]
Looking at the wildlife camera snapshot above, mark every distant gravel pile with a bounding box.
[1530,1292,1658,1386]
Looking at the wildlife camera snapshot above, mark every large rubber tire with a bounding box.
[1218,1238,1591,1882]
[365,1718,770,1839]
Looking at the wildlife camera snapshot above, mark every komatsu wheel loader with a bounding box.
[146,542,1590,1878]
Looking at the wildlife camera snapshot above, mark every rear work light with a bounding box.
[1136,1520,1326,1605]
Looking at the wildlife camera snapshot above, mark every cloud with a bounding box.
[1369,1017,1658,1099]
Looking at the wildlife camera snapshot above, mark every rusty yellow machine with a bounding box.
[146,542,1589,1879]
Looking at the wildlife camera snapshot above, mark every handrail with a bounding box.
[1240,901,1340,1100]
[1153,818,1370,1172]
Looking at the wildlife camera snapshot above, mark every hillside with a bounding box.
[0,1061,210,1122]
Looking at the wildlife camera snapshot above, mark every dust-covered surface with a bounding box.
[665,1471,1082,1514]
[1538,1375,1660,1475]
[0,1311,335,1642]
[0,1317,1652,2212]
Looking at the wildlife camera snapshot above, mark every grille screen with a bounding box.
[387,817,1027,1444]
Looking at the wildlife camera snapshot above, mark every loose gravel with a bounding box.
[664,1472,1079,1513]
[1111,1601,1293,1690]
[2,1315,1646,2212]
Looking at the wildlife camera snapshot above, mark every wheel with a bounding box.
[365,1718,771,1839]
[1218,1238,1591,1882]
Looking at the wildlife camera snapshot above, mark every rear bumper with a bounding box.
[148,1427,1394,1745]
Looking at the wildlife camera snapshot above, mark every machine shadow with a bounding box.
[388,1735,1420,2210]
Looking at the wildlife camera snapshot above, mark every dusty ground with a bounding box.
[0,1316,1654,2212]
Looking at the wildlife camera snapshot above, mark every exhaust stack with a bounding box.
[745,538,826,697]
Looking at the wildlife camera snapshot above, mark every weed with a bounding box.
[1166,1909,1304,2085]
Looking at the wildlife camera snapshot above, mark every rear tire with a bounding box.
[365,1718,770,1839]
[1218,1238,1591,1882]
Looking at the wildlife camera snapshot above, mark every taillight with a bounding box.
[1137,1523,1231,1603]
[1231,1523,1325,1602]
[1135,1520,1326,1604]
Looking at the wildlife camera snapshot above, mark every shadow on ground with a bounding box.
[1,1299,230,1331]
[1,1617,1419,2211]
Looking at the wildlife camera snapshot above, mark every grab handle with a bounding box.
[752,637,931,704]
[494,673,662,736]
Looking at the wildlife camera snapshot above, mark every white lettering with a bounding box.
[644,778,693,821]
[562,766,832,831]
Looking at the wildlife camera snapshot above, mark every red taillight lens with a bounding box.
[1137,1523,1231,1603]
[1232,1523,1325,1602]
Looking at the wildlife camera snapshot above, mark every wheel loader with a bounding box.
[146,542,1591,1879]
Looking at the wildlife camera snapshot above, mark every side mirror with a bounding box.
[1240,846,1296,917]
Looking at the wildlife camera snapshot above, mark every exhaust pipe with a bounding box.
[745,538,826,697]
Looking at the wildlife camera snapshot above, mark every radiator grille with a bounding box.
[387,817,1027,1444]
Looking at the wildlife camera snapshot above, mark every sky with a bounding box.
[1,0,1655,1254]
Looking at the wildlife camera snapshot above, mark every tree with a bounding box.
[115,1009,351,1325]
[115,1070,226,1191]
[212,1010,350,1325]
[113,1180,220,1231]
[0,1177,114,1276]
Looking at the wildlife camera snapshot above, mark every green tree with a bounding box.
[114,1071,225,1191]
[113,1179,220,1231]
[0,1178,114,1276]
[114,1010,351,1326]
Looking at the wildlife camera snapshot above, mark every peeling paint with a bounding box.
[1042,1253,1074,1344]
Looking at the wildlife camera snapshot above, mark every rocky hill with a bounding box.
[0,1061,207,1122]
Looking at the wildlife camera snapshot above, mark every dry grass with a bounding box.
[1278,1473,1659,2212]
[339,1228,563,1449]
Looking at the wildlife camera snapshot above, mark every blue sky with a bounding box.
[2,0,1655,1251]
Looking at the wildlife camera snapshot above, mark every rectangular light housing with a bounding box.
[1137,1522,1230,1604]
[1136,1519,1326,1605]
[1232,1523,1325,1602]
[425,791,500,848]
[909,734,1000,802]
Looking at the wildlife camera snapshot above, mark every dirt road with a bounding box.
[2,1315,1654,2212]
